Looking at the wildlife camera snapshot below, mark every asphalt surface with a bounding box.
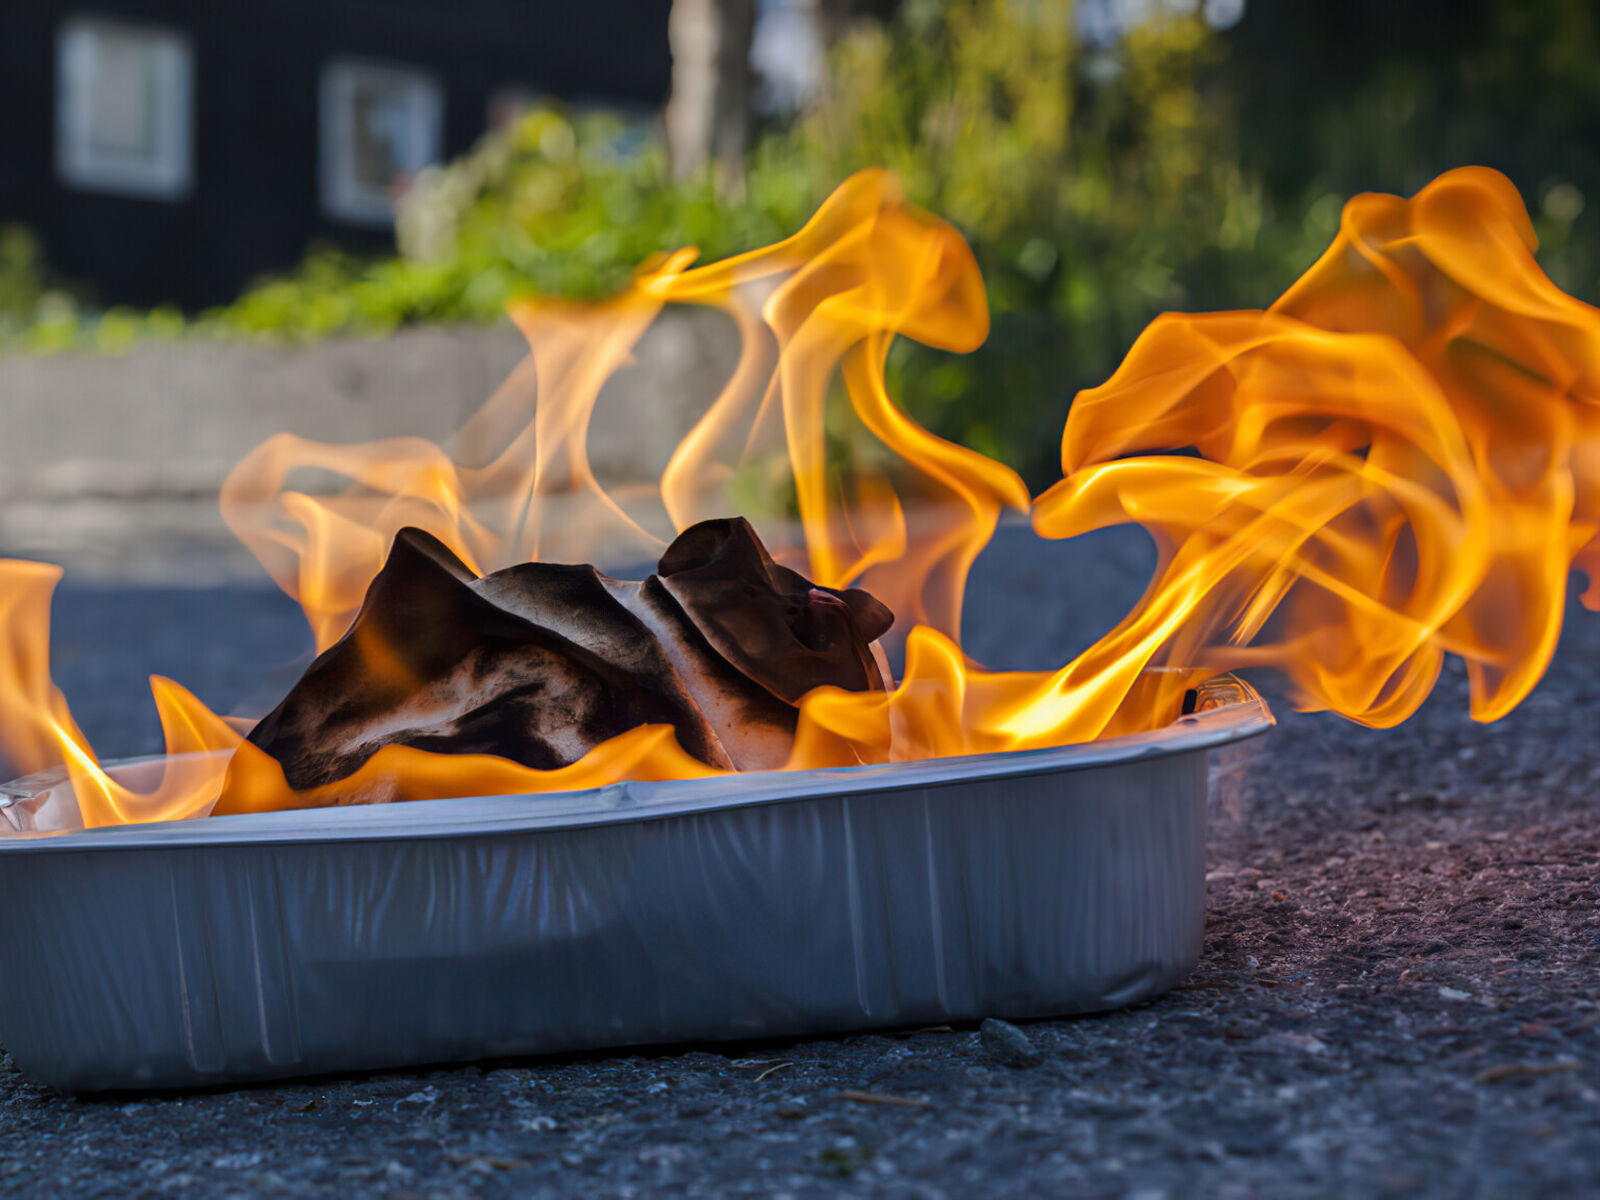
[1,522,1597,1198]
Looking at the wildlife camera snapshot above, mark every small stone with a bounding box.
[636,1144,687,1166]
[1255,1030,1328,1056]
[210,1153,263,1170]
[979,1018,1042,1068]
[1439,986,1471,1002]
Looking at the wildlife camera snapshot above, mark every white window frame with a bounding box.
[319,58,444,226]
[55,15,195,201]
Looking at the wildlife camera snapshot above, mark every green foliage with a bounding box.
[1225,0,1600,307]
[6,0,1597,485]
[194,0,1319,481]
[191,0,1293,481]
[0,225,47,326]
[202,110,812,341]
[0,223,184,353]
[0,111,815,353]
[769,0,1323,478]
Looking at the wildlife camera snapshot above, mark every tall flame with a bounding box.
[218,170,1026,653]
[1032,166,1600,732]
[1,166,1596,827]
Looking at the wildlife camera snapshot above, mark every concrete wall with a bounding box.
[0,313,740,581]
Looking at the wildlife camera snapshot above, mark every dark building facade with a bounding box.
[0,1,672,309]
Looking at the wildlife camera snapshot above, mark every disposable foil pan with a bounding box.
[0,676,1271,1093]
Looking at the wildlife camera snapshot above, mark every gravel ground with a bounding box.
[1,523,1597,1198]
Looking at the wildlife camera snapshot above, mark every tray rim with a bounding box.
[0,678,1271,853]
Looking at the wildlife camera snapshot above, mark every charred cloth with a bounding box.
[238,518,894,799]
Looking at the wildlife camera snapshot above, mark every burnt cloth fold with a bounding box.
[240,518,893,798]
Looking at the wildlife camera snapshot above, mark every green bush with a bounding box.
[1224,0,1600,307]
[56,0,1600,486]
[0,225,48,328]
[7,0,1599,485]
[197,107,827,343]
[190,0,1304,481]
[768,0,1325,478]
[0,222,185,354]
[0,2,1319,481]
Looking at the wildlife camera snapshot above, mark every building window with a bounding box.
[56,16,194,200]
[320,60,443,226]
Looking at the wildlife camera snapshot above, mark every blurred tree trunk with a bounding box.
[665,0,756,195]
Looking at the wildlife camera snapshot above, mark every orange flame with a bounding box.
[2,166,1597,827]
[0,559,244,824]
[219,170,1025,652]
[1032,166,1600,732]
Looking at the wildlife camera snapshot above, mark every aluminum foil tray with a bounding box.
[0,677,1271,1093]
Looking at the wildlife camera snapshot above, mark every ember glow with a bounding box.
[2,166,1597,826]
